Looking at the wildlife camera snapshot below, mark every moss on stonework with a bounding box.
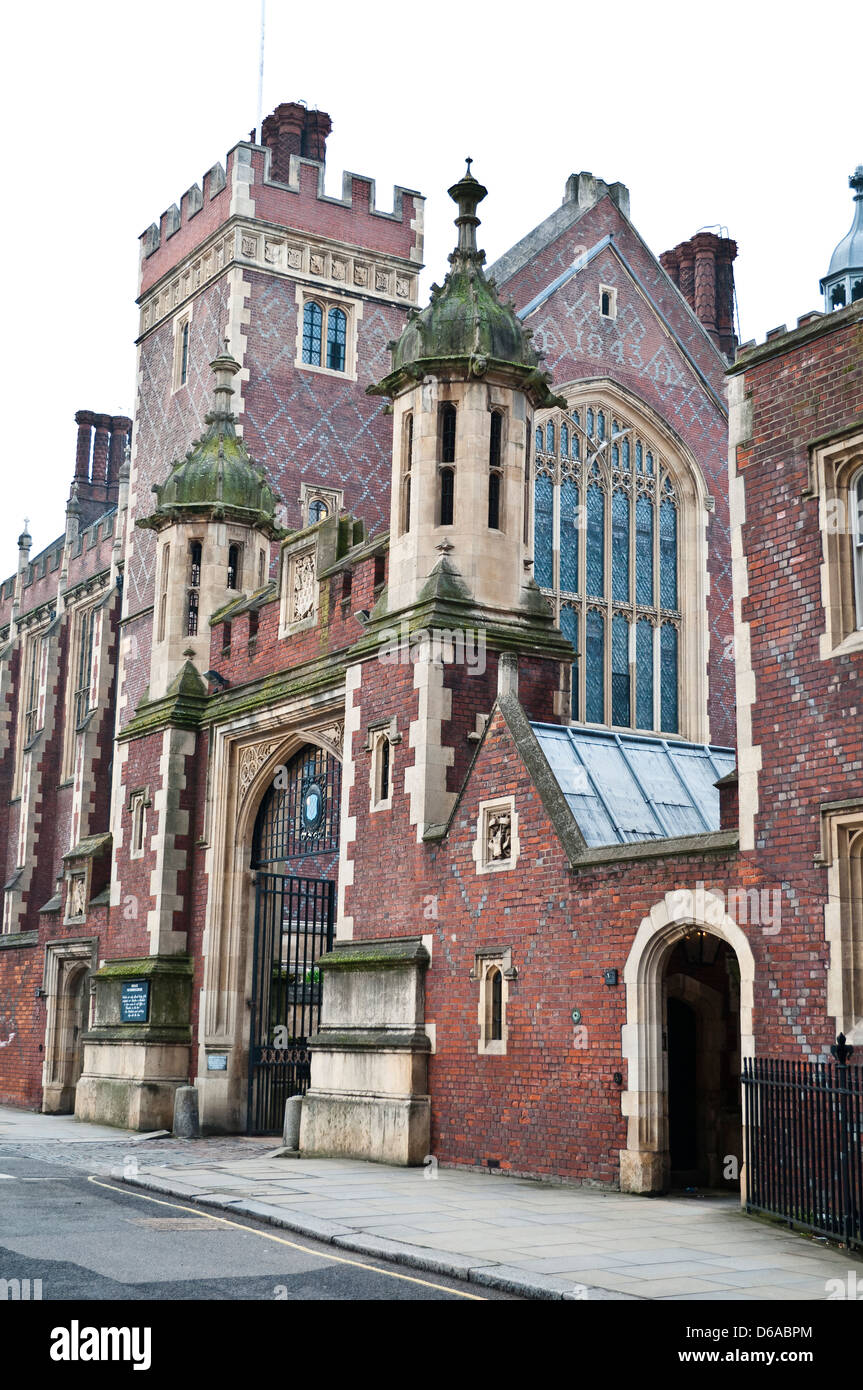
[318,938,430,970]
[368,166,565,411]
[93,956,193,979]
[119,660,208,740]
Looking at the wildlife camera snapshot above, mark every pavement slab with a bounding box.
[2,1107,859,1302]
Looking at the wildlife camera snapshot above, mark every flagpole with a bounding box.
[256,0,266,137]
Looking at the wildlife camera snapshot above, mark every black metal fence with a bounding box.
[247,873,335,1135]
[742,1038,862,1250]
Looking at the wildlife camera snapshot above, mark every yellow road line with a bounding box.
[87,1175,484,1300]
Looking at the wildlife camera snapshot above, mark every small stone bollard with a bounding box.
[283,1094,303,1150]
[173,1085,200,1139]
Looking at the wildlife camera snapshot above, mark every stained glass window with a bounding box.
[534,474,554,588]
[560,478,578,593]
[660,498,678,608]
[532,400,684,735]
[560,606,578,720]
[636,619,653,729]
[302,302,323,365]
[635,496,653,605]
[586,484,604,597]
[326,308,347,371]
[661,623,679,733]
[586,609,604,722]
[536,425,543,454]
[612,614,630,726]
[612,490,629,602]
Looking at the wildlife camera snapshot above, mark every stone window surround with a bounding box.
[599,283,618,320]
[128,786,152,861]
[171,302,193,394]
[60,596,101,782]
[294,285,362,382]
[299,482,344,530]
[365,716,402,812]
[13,624,48,799]
[533,378,712,745]
[809,425,863,658]
[470,946,517,1055]
[817,799,863,1043]
[472,794,521,875]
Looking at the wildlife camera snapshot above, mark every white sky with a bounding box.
[3,0,860,563]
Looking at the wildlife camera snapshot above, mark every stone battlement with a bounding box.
[139,103,424,297]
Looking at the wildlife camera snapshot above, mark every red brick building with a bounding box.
[1,106,860,1199]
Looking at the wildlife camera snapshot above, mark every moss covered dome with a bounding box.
[138,347,283,536]
[370,164,564,409]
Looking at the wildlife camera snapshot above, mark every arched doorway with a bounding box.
[620,888,755,1195]
[665,938,742,1189]
[43,957,91,1114]
[247,744,341,1133]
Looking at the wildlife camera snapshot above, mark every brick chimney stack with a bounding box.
[660,231,738,357]
[108,416,132,488]
[69,409,129,526]
[261,102,332,182]
[74,410,95,482]
[92,413,113,486]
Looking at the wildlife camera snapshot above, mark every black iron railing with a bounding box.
[742,1037,862,1250]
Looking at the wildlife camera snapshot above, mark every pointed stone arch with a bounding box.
[619,886,755,1194]
[196,706,345,1133]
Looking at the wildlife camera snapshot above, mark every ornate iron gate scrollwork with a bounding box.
[247,745,340,1135]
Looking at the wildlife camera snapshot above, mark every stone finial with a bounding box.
[447,160,488,264]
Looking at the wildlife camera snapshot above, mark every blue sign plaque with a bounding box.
[120,980,150,1023]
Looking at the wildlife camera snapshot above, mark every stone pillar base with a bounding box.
[619,1148,670,1194]
[74,955,193,1131]
[75,1040,191,1130]
[301,1093,430,1166]
[42,1082,77,1115]
[301,936,432,1167]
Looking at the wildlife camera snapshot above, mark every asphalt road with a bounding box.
[0,1145,511,1302]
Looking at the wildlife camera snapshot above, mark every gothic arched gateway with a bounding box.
[247,744,341,1133]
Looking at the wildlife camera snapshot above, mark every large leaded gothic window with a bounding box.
[533,397,682,734]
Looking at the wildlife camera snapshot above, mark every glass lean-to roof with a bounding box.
[531,723,735,848]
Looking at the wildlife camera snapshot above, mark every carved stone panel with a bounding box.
[291,552,317,624]
[238,740,277,806]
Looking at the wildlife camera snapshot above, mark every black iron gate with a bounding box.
[247,873,335,1135]
[742,1037,862,1250]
